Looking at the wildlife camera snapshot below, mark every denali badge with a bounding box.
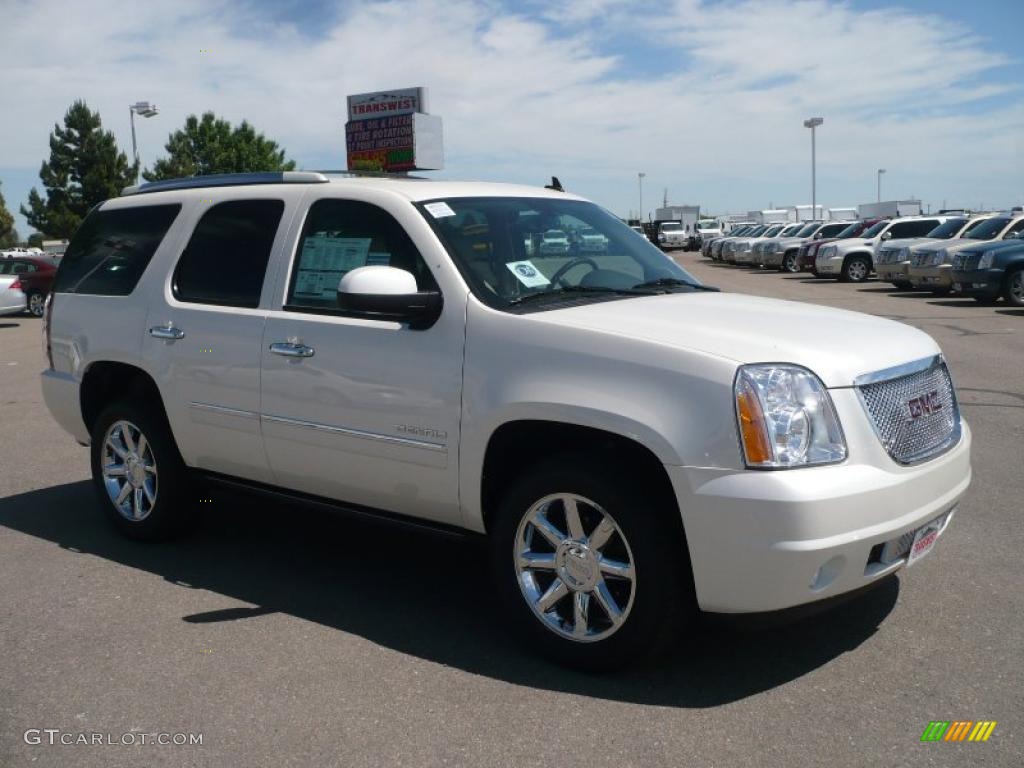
[908,391,942,419]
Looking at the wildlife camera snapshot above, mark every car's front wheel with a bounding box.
[90,400,195,540]
[1004,268,1024,307]
[27,291,46,317]
[490,455,693,670]
[781,251,800,273]
[841,255,871,283]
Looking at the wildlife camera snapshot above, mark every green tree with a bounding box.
[0,181,18,248]
[144,112,296,181]
[21,100,138,238]
[27,233,44,248]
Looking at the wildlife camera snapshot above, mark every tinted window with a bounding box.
[173,200,284,308]
[0,261,36,274]
[925,218,967,238]
[818,223,849,237]
[286,199,437,312]
[53,204,181,295]
[965,217,1011,240]
[888,219,940,239]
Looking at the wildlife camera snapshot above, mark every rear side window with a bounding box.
[53,204,181,295]
[888,219,940,239]
[173,199,285,308]
[285,199,436,313]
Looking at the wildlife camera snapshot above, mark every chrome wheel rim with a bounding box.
[101,420,158,521]
[514,493,636,643]
[848,260,868,281]
[784,254,797,272]
[1011,272,1024,303]
[28,293,45,316]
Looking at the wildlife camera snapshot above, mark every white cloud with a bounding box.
[0,0,1020,233]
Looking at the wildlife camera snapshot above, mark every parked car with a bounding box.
[692,220,722,251]
[875,216,991,290]
[907,214,1024,294]
[539,229,571,255]
[576,228,609,254]
[656,221,688,250]
[708,225,754,261]
[0,255,58,316]
[764,221,853,273]
[748,223,806,268]
[0,272,27,316]
[798,219,881,274]
[731,224,788,266]
[950,234,1024,306]
[41,172,971,669]
[815,216,947,282]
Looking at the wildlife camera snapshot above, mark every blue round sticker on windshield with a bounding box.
[515,264,538,278]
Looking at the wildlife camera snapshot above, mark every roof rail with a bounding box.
[121,171,330,196]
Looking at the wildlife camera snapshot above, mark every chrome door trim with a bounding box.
[261,413,447,452]
[188,402,260,420]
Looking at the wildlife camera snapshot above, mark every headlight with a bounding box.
[931,250,947,266]
[978,251,997,269]
[899,247,911,261]
[734,364,847,468]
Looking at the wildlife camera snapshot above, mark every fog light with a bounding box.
[810,555,846,591]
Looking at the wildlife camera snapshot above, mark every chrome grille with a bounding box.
[953,253,980,271]
[912,249,936,267]
[877,247,898,264]
[856,356,960,465]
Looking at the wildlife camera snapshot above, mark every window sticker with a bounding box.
[293,236,372,299]
[424,202,456,219]
[505,260,551,288]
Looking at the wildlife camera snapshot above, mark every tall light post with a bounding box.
[877,168,886,203]
[803,117,823,219]
[129,101,159,183]
[637,172,646,223]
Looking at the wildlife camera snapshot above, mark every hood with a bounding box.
[831,236,878,254]
[956,238,1024,256]
[923,237,1001,254]
[535,292,939,388]
[883,237,939,250]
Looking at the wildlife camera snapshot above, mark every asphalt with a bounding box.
[0,259,1021,768]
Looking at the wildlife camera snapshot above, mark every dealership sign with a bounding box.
[345,87,443,173]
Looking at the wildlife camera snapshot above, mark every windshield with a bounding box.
[781,224,804,236]
[763,225,784,237]
[420,197,704,310]
[924,218,967,239]
[796,223,819,237]
[834,221,864,238]
[661,223,684,232]
[965,217,1011,240]
[861,220,889,238]
[697,221,717,231]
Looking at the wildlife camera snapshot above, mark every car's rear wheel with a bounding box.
[90,400,195,540]
[27,291,46,317]
[490,454,693,670]
[781,252,800,273]
[841,255,871,283]
[1004,268,1024,307]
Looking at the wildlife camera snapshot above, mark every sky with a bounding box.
[1,0,1022,237]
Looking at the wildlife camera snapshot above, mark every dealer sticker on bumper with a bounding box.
[907,517,943,566]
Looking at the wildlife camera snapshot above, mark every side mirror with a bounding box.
[881,231,892,240]
[336,266,442,328]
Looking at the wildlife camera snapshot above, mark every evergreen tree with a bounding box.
[21,100,138,238]
[144,112,296,181]
[0,181,18,247]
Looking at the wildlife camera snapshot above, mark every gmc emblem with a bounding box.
[908,391,942,419]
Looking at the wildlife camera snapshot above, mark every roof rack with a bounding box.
[121,171,330,196]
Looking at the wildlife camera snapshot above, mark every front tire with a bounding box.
[1004,268,1024,307]
[27,291,46,317]
[90,400,195,540]
[782,251,800,273]
[489,454,693,670]
[841,255,871,283]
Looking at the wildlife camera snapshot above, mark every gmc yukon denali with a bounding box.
[41,172,972,669]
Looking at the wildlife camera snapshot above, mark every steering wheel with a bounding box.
[550,257,599,287]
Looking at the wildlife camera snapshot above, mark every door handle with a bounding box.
[269,342,315,358]
[149,325,185,340]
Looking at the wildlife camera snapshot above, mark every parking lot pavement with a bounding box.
[1,266,1022,768]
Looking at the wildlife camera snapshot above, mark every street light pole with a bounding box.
[803,117,823,219]
[877,168,886,203]
[638,172,646,223]
[128,101,159,184]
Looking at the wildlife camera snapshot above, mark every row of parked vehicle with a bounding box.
[698,210,1024,306]
[0,251,58,317]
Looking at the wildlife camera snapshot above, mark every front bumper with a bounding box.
[734,248,756,265]
[951,269,1003,298]
[908,264,953,289]
[877,261,911,283]
[666,393,972,614]
[814,255,843,275]
[762,250,785,267]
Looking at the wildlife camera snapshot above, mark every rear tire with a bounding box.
[1004,268,1024,307]
[841,255,871,283]
[27,291,46,317]
[489,454,694,670]
[782,252,799,273]
[90,400,196,541]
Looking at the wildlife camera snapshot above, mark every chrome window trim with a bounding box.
[188,402,260,420]
[261,413,447,452]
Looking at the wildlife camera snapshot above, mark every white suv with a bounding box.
[41,172,971,670]
[815,216,948,282]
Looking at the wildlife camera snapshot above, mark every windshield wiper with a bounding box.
[508,285,656,306]
[632,277,720,292]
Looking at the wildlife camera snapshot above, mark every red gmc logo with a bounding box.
[908,391,943,419]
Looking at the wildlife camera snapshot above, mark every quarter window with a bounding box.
[286,199,436,313]
[53,204,181,295]
[173,199,284,308]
